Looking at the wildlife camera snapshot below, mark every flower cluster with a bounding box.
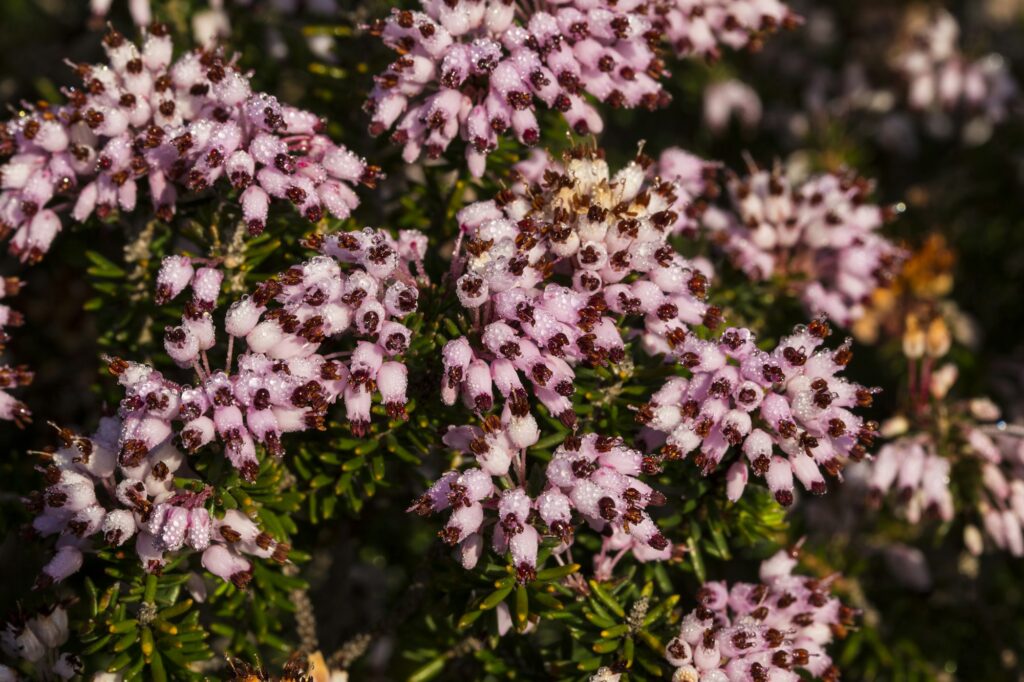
[0,604,79,680]
[868,435,954,526]
[655,147,721,237]
[894,8,1017,123]
[114,228,423,482]
[0,277,32,427]
[441,149,718,424]
[851,234,957,347]
[90,0,339,28]
[412,420,669,582]
[665,549,851,682]
[26,419,287,589]
[702,164,903,326]
[649,0,800,60]
[365,0,669,176]
[869,388,1024,557]
[972,426,1024,556]
[638,318,878,506]
[0,27,378,263]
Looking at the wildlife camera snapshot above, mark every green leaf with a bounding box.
[515,585,529,631]
[408,656,447,682]
[535,563,580,582]
[479,585,514,611]
[588,580,626,618]
[687,537,706,584]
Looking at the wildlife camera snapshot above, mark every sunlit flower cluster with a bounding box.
[0,26,377,263]
[114,228,425,482]
[26,419,288,589]
[665,549,851,682]
[413,423,669,582]
[639,318,878,506]
[442,148,717,427]
[365,0,671,176]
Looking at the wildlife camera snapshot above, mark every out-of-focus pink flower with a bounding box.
[702,163,904,326]
[365,1,670,176]
[894,8,1017,123]
[703,80,763,134]
[0,277,31,427]
[651,0,801,61]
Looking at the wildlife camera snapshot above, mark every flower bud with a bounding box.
[201,544,252,587]
[41,545,83,584]
[156,256,194,304]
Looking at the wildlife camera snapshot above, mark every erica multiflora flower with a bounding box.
[0,604,80,680]
[0,277,32,427]
[111,228,423,481]
[702,80,763,134]
[665,549,852,682]
[25,420,287,589]
[702,163,903,326]
[412,421,670,583]
[545,433,671,556]
[868,435,954,526]
[593,523,672,582]
[89,0,340,28]
[442,148,718,425]
[364,1,670,176]
[893,7,1017,123]
[649,0,801,61]
[868,366,1024,556]
[638,318,879,506]
[0,27,379,263]
[364,0,803,176]
[655,147,720,237]
[972,426,1024,556]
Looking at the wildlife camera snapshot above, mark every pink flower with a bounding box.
[655,147,720,236]
[0,604,77,678]
[703,79,763,134]
[0,27,380,263]
[650,0,801,61]
[27,418,289,588]
[413,424,670,582]
[365,2,669,176]
[665,549,851,682]
[894,8,1017,123]
[702,164,904,326]
[442,149,718,425]
[868,400,1024,556]
[0,277,32,427]
[111,228,425,480]
[638,318,878,506]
